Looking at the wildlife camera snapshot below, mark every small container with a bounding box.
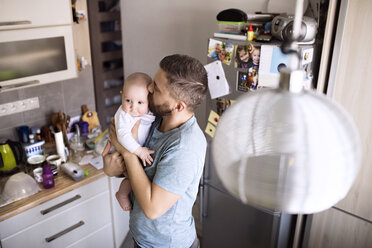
[36,128,42,141]
[79,121,89,137]
[42,164,55,189]
[217,21,246,34]
[28,134,36,144]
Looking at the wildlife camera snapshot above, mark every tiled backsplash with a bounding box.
[0,67,96,141]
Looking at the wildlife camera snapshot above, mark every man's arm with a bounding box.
[109,122,181,220]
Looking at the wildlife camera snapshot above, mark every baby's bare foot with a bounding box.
[116,192,132,211]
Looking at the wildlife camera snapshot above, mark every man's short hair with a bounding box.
[160,54,208,111]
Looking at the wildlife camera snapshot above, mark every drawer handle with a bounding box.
[0,20,32,26]
[45,221,85,243]
[40,194,81,215]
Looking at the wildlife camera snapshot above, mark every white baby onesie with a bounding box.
[114,106,155,153]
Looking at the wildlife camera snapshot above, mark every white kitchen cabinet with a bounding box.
[0,177,115,248]
[0,0,72,31]
[0,0,77,92]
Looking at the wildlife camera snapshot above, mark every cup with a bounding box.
[46,155,62,168]
[33,167,43,183]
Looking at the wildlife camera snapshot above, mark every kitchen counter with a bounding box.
[0,163,105,222]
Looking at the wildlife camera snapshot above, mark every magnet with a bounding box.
[208,110,220,126]
[205,123,216,138]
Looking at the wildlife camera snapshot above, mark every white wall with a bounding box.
[120,0,267,122]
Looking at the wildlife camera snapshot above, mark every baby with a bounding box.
[114,72,155,211]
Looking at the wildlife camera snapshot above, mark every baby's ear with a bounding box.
[120,90,123,95]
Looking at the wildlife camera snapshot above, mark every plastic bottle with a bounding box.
[42,164,55,189]
[247,23,254,41]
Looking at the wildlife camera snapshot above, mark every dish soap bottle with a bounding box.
[42,164,55,189]
[247,23,254,41]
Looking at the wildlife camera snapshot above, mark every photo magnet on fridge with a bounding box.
[236,71,250,92]
[204,60,230,99]
[207,38,234,66]
[205,122,216,138]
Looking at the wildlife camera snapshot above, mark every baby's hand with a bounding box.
[134,146,155,166]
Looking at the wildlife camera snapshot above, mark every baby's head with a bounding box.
[121,72,152,117]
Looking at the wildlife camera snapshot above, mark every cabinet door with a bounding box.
[1,191,112,248]
[0,25,77,92]
[0,0,72,30]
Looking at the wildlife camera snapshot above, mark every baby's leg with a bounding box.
[116,178,132,211]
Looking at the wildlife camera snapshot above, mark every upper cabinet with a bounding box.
[0,0,72,30]
[0,0,77,92]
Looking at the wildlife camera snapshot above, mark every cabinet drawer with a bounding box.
[0,0,72,30]
[66,223,114,248]
[1,190,111,248]
[0,177,109,239]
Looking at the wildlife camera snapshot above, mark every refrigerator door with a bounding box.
[202,184,294,248]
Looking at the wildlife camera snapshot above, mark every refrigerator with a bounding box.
[200,38,315,248]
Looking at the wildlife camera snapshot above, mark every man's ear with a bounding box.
[175,100,187,112]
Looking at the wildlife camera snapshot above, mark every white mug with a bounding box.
[46,154,62,168]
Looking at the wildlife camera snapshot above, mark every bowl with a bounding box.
[27,155,45,165]
[2,172,40,202]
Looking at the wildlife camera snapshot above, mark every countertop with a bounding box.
[0,163,105,222]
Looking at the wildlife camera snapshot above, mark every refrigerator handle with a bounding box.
[199,182,209,222]
[199,183,204,223]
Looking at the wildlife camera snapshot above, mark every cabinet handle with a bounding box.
[40,194,81,215]
[0,80,40,92]
[0,20,32,26]
[45,221,85,243]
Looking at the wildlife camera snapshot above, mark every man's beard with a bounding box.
[148,94,173,116]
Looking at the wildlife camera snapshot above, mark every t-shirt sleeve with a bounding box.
[153,148,198,195]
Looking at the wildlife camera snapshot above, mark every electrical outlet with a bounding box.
[0,97,40,117]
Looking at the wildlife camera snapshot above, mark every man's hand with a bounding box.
[109,118,131,157]
[102,140,125,177]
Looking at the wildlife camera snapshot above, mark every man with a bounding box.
[102,54,208,248]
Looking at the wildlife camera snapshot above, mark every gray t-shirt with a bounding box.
[130,116,207,248]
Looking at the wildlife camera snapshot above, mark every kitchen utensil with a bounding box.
[54,131,68,162]
[0,139,23,173]
[81,104,100,132]
[33,167,43,183]
[2,172,40,202]
[23,139,45,158]
[61,162,85,181]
